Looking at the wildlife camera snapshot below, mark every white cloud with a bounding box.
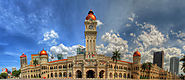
[128,13,136,22]
[182,46,185,51]
[96,20,103,27]
[43,30,59,41]
[96,30,129,61]
[38,30,59,45]
[136,24,167,49]
[50,44,83,59]
[127,13,184,73]
[179,62,184,74]
[125,23,131,27]
[130,33,136,37]
[4,52,19,56]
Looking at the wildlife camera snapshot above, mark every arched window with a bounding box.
[114,73,118,78]
[31,75,33,78]
[63,72,67,77]
[55,73,57,77]
[109,73,112,78]
[127,73,130,78]
[69,72,72,77]
[119,73,122,78]
[124,73,126,78]
[99,70,104,78]
[76,70,82,78]
[59,65,62,69]
[59,72,62,77]
[69,64,71,68]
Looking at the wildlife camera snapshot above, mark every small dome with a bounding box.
[133,50,141,57]
[40,49,48,55]
[20,53,26,58]
[86,10,96,20]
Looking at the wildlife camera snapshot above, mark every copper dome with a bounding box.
[133,50,141,57]
[86,10,96,20]
[20,53,26,57]
[40,49,48,55]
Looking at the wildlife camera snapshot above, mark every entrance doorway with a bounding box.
[99,70,104,78]
[86,70,95,78]
[76,70,82,78]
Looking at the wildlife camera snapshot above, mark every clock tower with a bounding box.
[84,10,97,59]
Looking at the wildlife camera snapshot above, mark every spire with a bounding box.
[86,10,96,20]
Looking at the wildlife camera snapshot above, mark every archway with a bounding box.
[86,70,95,78]
[109,73,113,78]
[76,70,82,78]
[99,70,104,78]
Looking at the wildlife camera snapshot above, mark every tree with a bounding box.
[33,58,39,67]
[0,73,8,79]
[111,49,121,78]
[12,69,21,77]
[141,62,152,70]
[141,63,147,70]
[180,55,185,73]
[141,62,152,79]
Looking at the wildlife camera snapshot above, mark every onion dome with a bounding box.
[86,10,96,20]
[20,53,26,58]
[133,50,141,57]
[40,48,48,56]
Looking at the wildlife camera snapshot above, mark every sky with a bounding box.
[0,0,185,74]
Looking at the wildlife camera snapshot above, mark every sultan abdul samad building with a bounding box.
[20,10,179,79]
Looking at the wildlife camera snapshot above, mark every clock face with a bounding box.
[89,25,94,29]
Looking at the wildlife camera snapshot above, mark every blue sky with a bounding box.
[0,0,185,74]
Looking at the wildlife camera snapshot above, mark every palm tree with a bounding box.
[33,59,38,67]
[180,55,185,73]
[147,62,152,70]
[141,62,152,79]
[141,63,147,70]
[111,49,121,78]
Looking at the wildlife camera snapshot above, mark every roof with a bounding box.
[20,53,26,57]
[118,60,132,64]
[133,50,141,57]
[29,64,40,67]
[86,10,96,20]
[31,54,39,56]
[40,48,48,55]
[48,59,68,63]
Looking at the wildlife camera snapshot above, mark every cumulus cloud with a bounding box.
[130,33,136,37]
[38,30,59,45]
[183,46,185,51]
[96,30,129,61]
[136,24,167,49]
[96,20,103,27]
[171,30,185,44]
[125,23,131,27]
[128,13,136,22]
[126,13,184,74]
[50,44,83,59]
[43,30,59,41]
